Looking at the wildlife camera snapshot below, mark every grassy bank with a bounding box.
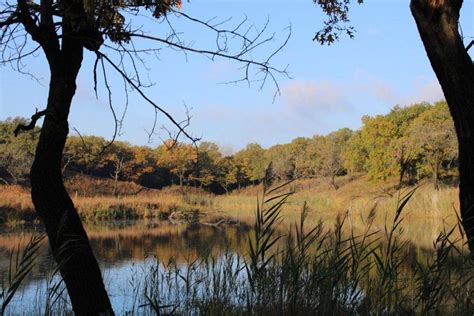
[215,176,462,249]
[0,183,215,223]
[0,175,462,248]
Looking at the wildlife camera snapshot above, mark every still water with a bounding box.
[2,218,470,315]
[0,220,251,314]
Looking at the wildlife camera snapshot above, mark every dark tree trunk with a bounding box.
[398,148,411,189]
[432,161,440,191]
[30,35,114,316]
[411,0,474,252]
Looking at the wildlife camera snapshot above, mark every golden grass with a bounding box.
[215,176,462,249]
[0,185,36,224]
[0,184,215,223]
[0,175,463,249]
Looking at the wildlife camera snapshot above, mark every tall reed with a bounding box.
[1,232,45,315]
[127,183,473,315]
[3,183,473,315]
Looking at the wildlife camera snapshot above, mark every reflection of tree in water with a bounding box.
[86,221,252,263]
[2,219,465,294]
[0,221,253,286]
[178,224,249,259]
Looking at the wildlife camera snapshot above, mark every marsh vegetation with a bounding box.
[1,182,472,315]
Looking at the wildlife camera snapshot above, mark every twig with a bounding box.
[466,40,473,52]
[98,51,200,144]
[14,108,46,136]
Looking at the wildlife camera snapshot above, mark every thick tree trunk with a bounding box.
[411,0,474,252]
[31,55,114,314]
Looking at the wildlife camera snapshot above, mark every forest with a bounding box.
[2,100,472,315]
[0,101,458,193]
[1,0,472,314]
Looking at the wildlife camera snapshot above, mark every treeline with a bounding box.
[0,101,458,193]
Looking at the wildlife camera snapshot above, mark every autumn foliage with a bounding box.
[0,101,457,193]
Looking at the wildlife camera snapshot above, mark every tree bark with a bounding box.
[411,0,474,252]
[30,37,114,316]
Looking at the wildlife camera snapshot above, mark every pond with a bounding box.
[1,216,471,315]
[0,220,252,315]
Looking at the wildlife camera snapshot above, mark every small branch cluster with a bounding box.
[313,0,364,45]
[0,2,42,80]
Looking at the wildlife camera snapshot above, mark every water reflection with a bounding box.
[1,219,469,315]
[0,220,251,280]
[0,220,252,314]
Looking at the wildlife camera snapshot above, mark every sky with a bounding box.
[1,0,473,153]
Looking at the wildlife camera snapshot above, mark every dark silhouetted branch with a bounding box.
[14,108,46,136]
[466,40,473,52]
[97,51,200,144]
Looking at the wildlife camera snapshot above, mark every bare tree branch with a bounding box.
[14,108,46,136]
[466,40,473,52]
[97,51,200,144]
[4,3,290,148]
[120,31,289,82]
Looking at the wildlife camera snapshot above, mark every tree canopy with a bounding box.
[1,101,458,192]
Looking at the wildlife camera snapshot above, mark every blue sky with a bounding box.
[1,0,473,153]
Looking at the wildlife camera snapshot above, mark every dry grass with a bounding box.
[0,185,36,225]
[65,175,144,196]
[0,184,214,223]
[216,176,462,249]
[0,175,463,249]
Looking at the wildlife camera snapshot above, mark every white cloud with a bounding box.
[404,79,444,105]
[281,80,352,118]
[187,77,445,150]
[354,71,444,108]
